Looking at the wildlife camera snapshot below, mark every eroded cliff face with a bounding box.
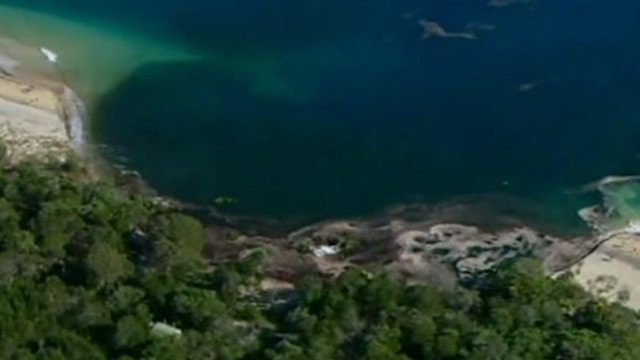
[0,41,77,163]
[0,78,77,164]
[0,75,74,163]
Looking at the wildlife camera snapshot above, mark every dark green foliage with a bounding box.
[1,161,640,359]
[258,263,640,360]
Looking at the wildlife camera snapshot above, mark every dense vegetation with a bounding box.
[1,160,640,359]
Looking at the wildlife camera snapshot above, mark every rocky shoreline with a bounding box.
[203,176,640,310]
[3,39,640,311]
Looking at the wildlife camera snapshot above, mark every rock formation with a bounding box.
[283,208,598,288]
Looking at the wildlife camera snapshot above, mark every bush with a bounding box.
[1,161,639,359]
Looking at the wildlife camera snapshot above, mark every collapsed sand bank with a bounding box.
[0,65,74,162]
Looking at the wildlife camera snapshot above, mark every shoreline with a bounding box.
[0,71,72,163]
[0,37,90,165]
[3,37,640,311]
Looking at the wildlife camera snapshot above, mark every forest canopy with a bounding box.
[0,160,640,359]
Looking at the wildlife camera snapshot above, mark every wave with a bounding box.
[62,86,86,149]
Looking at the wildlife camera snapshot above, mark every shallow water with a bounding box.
[2,0,640,231]
[0,4,199,103]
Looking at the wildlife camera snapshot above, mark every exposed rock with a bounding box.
[279,203,601,288]
[201,178,640,306]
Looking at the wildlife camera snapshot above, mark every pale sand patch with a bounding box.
[0,86,70,162]
[565,233,640,309]
[0,74,60,112]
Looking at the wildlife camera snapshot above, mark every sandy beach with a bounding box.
[0,74,60,112]
[562,232,640,309]
[0,70,72,162]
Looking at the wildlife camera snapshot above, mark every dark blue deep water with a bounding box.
[5,0,640,228]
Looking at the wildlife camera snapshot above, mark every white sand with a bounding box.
[564,233,640,309]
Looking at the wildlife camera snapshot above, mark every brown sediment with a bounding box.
[0,73,62,112]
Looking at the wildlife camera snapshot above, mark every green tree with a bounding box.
[113,314,150,350]
[85,241,134,288]
[170,287,228,330]
[2,159,640,359]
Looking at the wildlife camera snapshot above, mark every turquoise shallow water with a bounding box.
[0,4,199,103]
[2,0,640,231]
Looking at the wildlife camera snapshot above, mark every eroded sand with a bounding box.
[0,74,60,112]
[0,73,71,162]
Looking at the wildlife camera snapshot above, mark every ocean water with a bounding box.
[1,0,640,231]
[0,3,199,103]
